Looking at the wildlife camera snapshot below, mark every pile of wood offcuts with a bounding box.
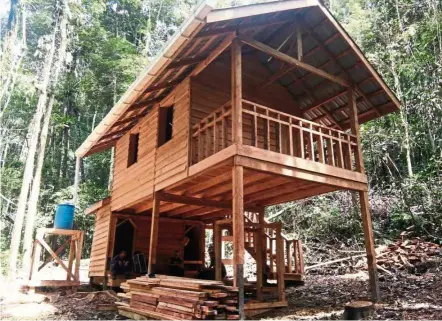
[117,275,240,320]
[376,237,441,274]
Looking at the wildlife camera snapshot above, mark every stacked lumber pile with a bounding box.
[376,237,441,273]
[117,275,240,320]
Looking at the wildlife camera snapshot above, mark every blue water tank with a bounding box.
[54,203,75,229]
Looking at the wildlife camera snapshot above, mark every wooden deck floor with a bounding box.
[118,144,367,219]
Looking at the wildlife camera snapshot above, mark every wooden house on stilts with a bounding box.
[77,0,400,318]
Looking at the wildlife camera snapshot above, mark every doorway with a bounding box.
[113,219,135,258]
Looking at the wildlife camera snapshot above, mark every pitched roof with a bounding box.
[76,0,400,157]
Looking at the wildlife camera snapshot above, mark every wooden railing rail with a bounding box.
[241,99,359,171]
[191,102,232,164]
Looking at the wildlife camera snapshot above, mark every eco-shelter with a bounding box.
[77,0,400,318]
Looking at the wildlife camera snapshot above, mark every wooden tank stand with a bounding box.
[28,228,84,291]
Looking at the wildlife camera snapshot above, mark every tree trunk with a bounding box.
[21,0,69,275]
[21,98,55,274]
[8,1,60,277]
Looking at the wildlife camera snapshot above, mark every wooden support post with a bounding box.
[256,208,264,301]
[360,191,380,301]
[275,224,286,302]
[232,165,244,319]
[348,87,364,172]
[348,87,380,301]
[66,240,75,281]
[75,231,84,282]
[214,222,222,281]
[231,38,243,145]
[148,196,160,275]
[286,241,292,273]
[28,240,40,280]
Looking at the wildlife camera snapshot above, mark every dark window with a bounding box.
[127,133,139,167]
[158,105,174,147]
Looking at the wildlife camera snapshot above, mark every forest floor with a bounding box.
[1,271,441,320]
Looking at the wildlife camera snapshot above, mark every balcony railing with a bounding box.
[191,99,360,172]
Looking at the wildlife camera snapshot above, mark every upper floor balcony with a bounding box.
[191,99,361,177]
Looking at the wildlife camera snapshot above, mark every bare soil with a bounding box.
[261,271,442,320]
[1,272,440,320]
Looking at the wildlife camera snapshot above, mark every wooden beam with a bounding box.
[316,3,400,109]
[190,33,236,77]
[232,164,244,319]
[127,97,162,112]
[231,38,243,145]
[300,17,382,117]
[113,110,149,127]
[156,192,231,209]
[148,196,160,274]
[166,55,209,70]
[143,79,182,94]
[196,17,294,38]
[238,35,350,87]
[302,89,347,114]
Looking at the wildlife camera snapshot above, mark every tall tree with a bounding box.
[9,0,63,276]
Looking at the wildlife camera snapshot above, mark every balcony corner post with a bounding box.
[348,87,380,302]
[231,37,243,146]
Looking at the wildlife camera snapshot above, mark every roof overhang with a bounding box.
[76,0,400,158]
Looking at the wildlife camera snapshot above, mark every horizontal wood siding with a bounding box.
[130,217,186,264]
[193,56,301,117]
[111,105,159,211]
[89,203,111,277]
[154,80,190,191]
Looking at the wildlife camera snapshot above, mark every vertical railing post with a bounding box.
[253,105,258,147]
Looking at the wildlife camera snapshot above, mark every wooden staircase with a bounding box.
[243,212,304,283]
[218,212,304,285]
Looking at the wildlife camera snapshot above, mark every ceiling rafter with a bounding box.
[300,17,381,117]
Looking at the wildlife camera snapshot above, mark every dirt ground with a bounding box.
[261,271,442,320]
[1,271,440,320]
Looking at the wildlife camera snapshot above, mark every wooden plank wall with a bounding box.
[133,218,186,264]
[154,79,190,191]
[193,55,301,118]
[191,56,298,157]
[89,203,111,277]
[111,105,159,211]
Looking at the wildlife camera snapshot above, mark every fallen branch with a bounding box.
[306,251,391,271]
[305,254,366,271]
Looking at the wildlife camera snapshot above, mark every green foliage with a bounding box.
[269,0,442,250]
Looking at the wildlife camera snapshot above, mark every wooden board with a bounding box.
[89,204,111,277]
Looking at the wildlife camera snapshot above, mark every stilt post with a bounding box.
[276,223,286,302]
[148,195,160,275]
[360,191,380,301]
[256,207,264,301]
[232,165,244,319]
[348,87,380,301]
[214,222,222,281]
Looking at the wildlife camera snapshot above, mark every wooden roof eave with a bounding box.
[75,2,213,158]
[315,2,401,111]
